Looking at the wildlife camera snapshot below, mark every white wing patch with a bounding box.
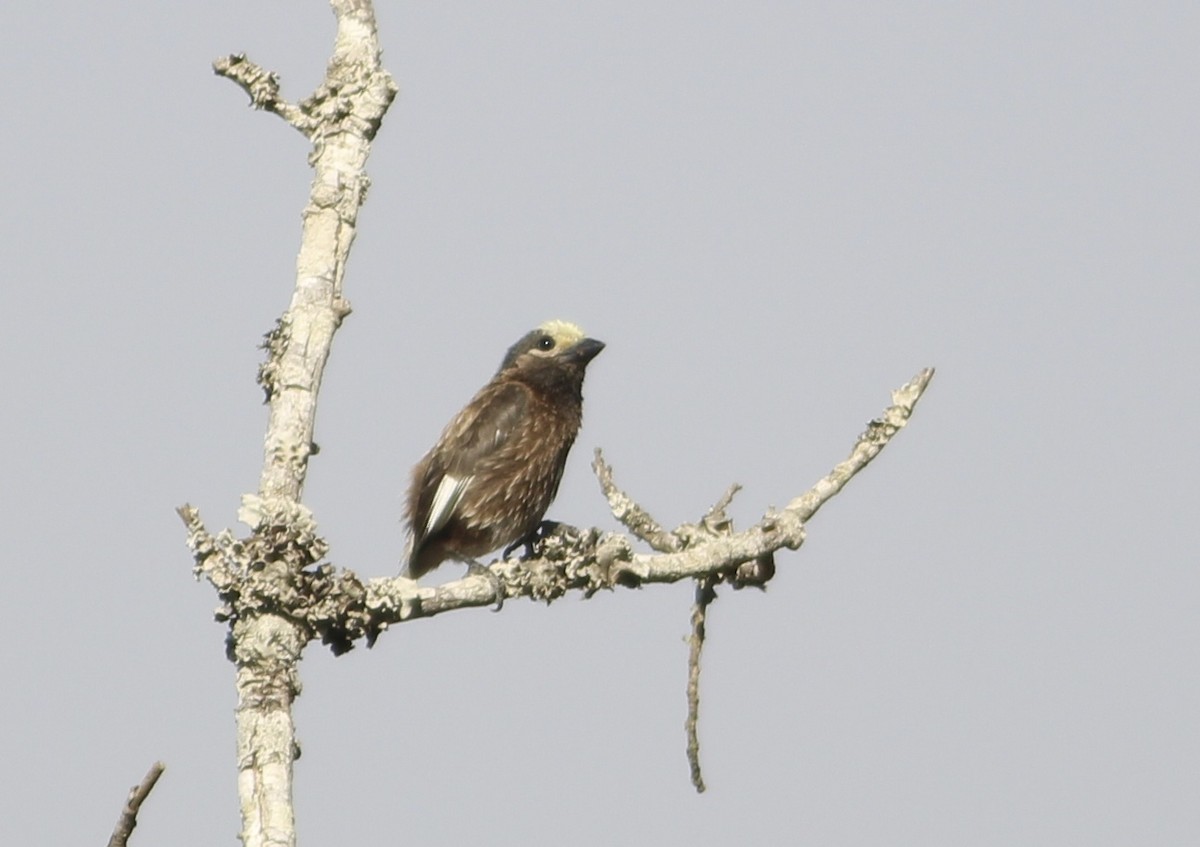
[424,473,473,537]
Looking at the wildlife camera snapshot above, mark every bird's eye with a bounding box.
[537,336,555,351]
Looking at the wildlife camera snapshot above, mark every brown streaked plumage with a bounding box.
[403,320,605,579]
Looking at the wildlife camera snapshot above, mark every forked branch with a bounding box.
[182,367,934,651]
[189,3,397,847]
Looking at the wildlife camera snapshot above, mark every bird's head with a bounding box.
[498,320,605,379]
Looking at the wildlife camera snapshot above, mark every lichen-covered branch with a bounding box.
[252,3,396,506]
[786,368,934,521]
[213,54,317,135]
[189,4,396,847]
[592,451,681,552]
[365,367,935,625]
[231,616,306,847]
[180,367,934,654]
[106,762,165,847]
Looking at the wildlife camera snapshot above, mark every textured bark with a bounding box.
[190,3,396,846]
[231,617,306,847]
[184,368,934,653]
[685,577,717,793]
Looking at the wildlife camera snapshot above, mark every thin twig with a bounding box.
[704,483,742,525]
[786,367,935,521]
[106,762,165,847]
[213,54,317,135]
[686,577,717,793]
[593,449,682,552]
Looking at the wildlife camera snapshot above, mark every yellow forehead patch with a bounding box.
[538,319,585,346]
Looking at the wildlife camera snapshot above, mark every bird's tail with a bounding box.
[400,535,418,579]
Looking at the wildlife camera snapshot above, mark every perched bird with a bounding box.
[403,320,605,580]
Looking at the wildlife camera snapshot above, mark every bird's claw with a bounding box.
[503,520,562,560]
[462,559,505,612]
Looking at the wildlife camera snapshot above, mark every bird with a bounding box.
[402,319,605,581]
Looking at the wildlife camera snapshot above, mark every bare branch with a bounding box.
[787,367,935,521]
[704,483,742,525]
[374,367,934,622]
[593,449,681,552]
[686,578,717,793]
[213,54,317,135]
[188,3,397,845]
[107,762,165,847]
[180,367,933,650]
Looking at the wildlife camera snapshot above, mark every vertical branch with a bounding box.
[257,0,395,504]
[232,617,307,847]
[685,576,717,793]
[210,3,397,847]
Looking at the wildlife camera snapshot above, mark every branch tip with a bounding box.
[212,52,316,135]
[591,448,680,552]
[106,761,166,847]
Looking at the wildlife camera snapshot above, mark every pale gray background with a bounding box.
[2,2,1196,844]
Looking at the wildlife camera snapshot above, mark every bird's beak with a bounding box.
[568,338,605,365]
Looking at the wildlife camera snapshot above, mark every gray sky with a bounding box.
[3,1,1197,844]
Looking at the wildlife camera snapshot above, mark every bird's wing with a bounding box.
[439,380,531,474]
[421,472,471,538]
[416,380,530,538]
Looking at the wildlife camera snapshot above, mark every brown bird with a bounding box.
[403,320,605,580]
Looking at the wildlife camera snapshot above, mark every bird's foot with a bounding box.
[503,520,562,561]
[459,557,505,612]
